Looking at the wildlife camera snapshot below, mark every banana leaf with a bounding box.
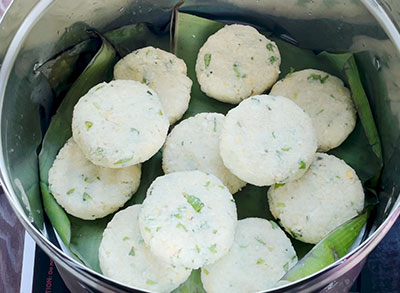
[172,270,206,293]
[281,207,372,282]
[104,23,170,57]
[38,12,379,289]
[38,36,117,246]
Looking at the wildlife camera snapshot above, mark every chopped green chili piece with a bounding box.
[270,221,279,229]
[85,121,93,130]
[277,202,286,207]
[233,63,241,77]
[158,110,163,116]
[173,213,182,219]
[213,117,217,132]
[266,43,274,51]
[183,192,204,213]
[83,192,92,201]
[147,90,153,95]
[269,56,278,64]
[307,73,329,84]
[240,244,248,248]
[256,258,265,265]
[95,85,105,91]
[129,247,135,256]
[282,147,292,152]
[196,245,200,253]
[209,244,217,253]
[177,222,188,232]
[203,268,209,275]
[218,185,225,190]
[146,280,157,285]
[84,177,94,183]
[144,227,151,232]
[156,227,161,232]
[233,63,247,78]
[299,161,306,169]
[255,237,266,245]
[288,229,303,239]
[114,156,133,165]
[122,236,130,241]
[274,183,285,190]
[130,128,140,135]
[204,53,211,68]
[66,188,75,195]
[283,262,289,272]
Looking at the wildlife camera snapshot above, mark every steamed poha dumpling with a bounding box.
[162,112,246,194]
[139,171,237,269]
[196,24,281,104]
[114,46,193,124]
[72,80,169,168]
[268,153,365,244]
[99,205,191,292]
[48,138,141,220]
[219,95,317,186]
[201,218,297,293]
[270,69,356,151]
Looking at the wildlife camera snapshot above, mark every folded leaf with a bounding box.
[38,36,117,246]
[282,207,372,282]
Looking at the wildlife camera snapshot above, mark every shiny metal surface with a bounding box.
[0,0,399,292]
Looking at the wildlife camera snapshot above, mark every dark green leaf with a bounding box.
[172,269,206,293]
[38,36,117,247]
[104,23,170,57]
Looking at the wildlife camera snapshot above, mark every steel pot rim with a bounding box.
[0,0,399,291]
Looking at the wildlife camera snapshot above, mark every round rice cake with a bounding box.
[138,171,237,269]
[48,138,141,220]
[270,69,356,151]
[201,218,298,293]
[114,46,193,124]
[219,95,317,186]
[72,80,169,168]
[99,205,191,292]
[162,112,246,194]
[195,24,281,104]
[268,153,365,244]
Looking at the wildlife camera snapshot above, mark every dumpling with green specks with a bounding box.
[72,80,169,168]
[219,95,317,186]
[162,112,246,194]
[201,218,297,293]
[268,153,365,244]
[195,24,281,104]
[99,205,191,292]
[138,171,237,269]
[114,46,193,124]
[270,69,356,151]
[48,138,141,220]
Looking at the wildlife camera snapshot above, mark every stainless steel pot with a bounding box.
[1,1,399,292]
